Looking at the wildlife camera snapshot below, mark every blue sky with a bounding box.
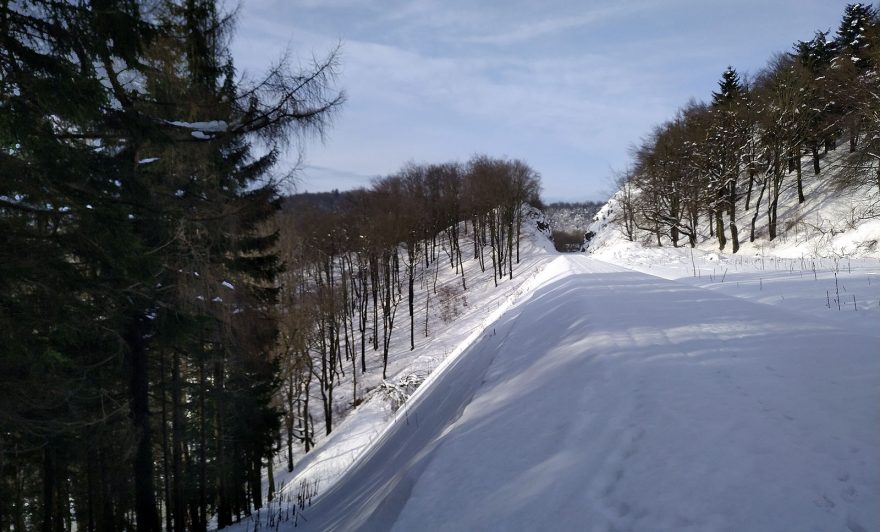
[231,0,853,202]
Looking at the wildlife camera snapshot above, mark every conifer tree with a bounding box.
[1,1,342,530]
[708,67,747,251]
[835,3,877,67]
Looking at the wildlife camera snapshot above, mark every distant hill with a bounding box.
[281,190,353,213]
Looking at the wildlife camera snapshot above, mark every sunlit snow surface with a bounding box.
[218,188,879,531]
[290,255,879,532]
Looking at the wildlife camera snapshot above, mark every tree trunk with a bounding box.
[408,250,415,351]
[768,165,781,240]
[507,219,513,280]
[745,155,756,211]
[125,318,161,532]
[728,179,739,254]
[172,351,184,532]
[250,453,262,510]
[267,455,275,502]
[371,256,379,351]
[286,377,294,472]
[795,150,804,204]
[215,360,232,529]
[302,364,313,452]
[85,446,97,532]
[98,451,115,532]
[42,444,55,532]
[750,176,768,242]
[715,204,726,251]
[159,351,172,532]
[197,355,207,532]
[515,208,522,263]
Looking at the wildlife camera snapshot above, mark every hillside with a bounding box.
[586,143,880,261]
[217,207,559,530]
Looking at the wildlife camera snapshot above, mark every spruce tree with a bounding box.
[1,2,153,530]
[708,67,747,251]
[1,1,342,530]
[835,3,877,68]
[711,67,744,106]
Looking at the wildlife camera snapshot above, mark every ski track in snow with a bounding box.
[292,255,880,532]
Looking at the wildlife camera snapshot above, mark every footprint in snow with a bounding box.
[841,485,857,503]
[846,514,868,532]
[814,494,836,511]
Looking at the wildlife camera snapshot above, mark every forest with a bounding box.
[0,1,542,530]
[606,4,880,252]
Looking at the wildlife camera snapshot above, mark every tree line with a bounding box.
[274,155,541,457]
[0,1,542,530]
[610,3,880,252]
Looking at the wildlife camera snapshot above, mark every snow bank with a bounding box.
[217,206,558,531]
[292,255,880,532]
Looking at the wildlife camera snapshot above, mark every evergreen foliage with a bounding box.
[0,1,341,529]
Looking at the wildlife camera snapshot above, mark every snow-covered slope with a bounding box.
[584,144,880,335]
[586,147,880,260]
[291,254,879,531]
[217,207,559,530]
[220,185,879,531]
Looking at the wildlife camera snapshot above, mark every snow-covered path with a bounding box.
[296,255,880,532]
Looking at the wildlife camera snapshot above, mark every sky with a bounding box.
[230,0,854,202]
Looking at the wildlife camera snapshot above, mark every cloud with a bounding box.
[289,0,366,8]
[461,4,637,45]
[232,0,843,200]
[232,7,679,198]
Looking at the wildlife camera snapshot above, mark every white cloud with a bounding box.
[231,0,848,200]
[462,4,637,45]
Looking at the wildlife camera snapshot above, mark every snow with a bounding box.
[216,165,879,531]
[289,254,880,532]
[167,120,228,132]
[138,157,159,165]
[221,280,235,290]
